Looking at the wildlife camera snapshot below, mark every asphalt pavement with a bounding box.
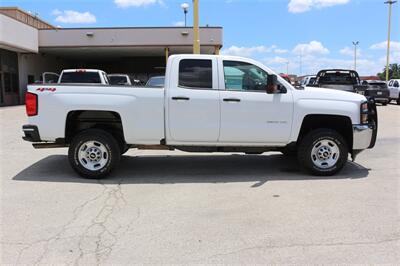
[1,104,399,264]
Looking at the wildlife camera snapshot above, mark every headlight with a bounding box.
[360,102,368,124]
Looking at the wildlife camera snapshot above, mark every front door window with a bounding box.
[223,60,268,92]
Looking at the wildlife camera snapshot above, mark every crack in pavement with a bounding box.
[74,180,126,265]
[9,177,140,265]
[204,236,400,261]
[13,185,108,265]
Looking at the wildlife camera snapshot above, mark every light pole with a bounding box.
[384,1,397,81]
[299,51,303,76]
[192,0,200,54]
[286,61,289,75]
[352,41,359,71]
[181,3,189,27]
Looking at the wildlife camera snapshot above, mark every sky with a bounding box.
[2,0,399,76]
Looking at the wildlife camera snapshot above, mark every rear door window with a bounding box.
[178,59,212,89]
[60,72,101,83]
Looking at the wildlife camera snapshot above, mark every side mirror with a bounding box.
[267,74,278,86]
[266,74,286,94]
[266,74,278,94]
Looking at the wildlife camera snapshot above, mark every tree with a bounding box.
[378,63,400,80]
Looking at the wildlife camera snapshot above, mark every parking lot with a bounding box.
[1,104,399,264]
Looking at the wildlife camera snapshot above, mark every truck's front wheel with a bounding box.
[298,129,348,176]
[68,129,120,179]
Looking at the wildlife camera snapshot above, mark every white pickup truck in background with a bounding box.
[388,79,400,104]
[58,69,109,84]
[23,54,377,178]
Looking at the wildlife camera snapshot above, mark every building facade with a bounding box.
[0,7,223,106]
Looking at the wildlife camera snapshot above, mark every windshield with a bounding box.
[60,72,101,83]
[109,76,128,85]
[146,77,165,87]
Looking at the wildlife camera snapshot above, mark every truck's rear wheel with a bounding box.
[298,129,348,176]
[68,129,120,178]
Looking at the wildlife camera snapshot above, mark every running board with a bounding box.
[32,143,68,149]
[132,145,173,150]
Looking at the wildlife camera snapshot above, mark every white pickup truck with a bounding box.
[23,54,377,178]
[58,69,109,84]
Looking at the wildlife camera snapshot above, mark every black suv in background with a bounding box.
[361,80,390,105]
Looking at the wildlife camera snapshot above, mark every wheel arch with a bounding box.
[297,114,353,152]
[65,110,126,147]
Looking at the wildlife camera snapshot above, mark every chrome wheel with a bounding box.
[310,139,340,169]
[78,141,109,171]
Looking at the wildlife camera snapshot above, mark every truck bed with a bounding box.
[27,84,166,144]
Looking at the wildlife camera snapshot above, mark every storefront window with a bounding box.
[12,73,18,93]
[0,73,3,104]
[0,49,19,105]
[4,73,11,92]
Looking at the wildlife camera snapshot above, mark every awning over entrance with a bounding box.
[39,45,218,60]
[38,27,223,58]
[34,27,223,85]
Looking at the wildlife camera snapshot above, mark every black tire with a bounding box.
[298,129,348,176]
[68,129,121,179]
[397,96,400,105]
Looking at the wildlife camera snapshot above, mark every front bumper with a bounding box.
[364,89,389,99]
[373,97,389,103]
[352,99,378,151]
[22,125,41,142]
[353,124,375,150]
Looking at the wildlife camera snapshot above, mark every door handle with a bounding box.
[171,96,190,101]
[223,98,241,102]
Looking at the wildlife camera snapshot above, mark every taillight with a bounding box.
[25,92,38,116]
[360,101,368,124]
